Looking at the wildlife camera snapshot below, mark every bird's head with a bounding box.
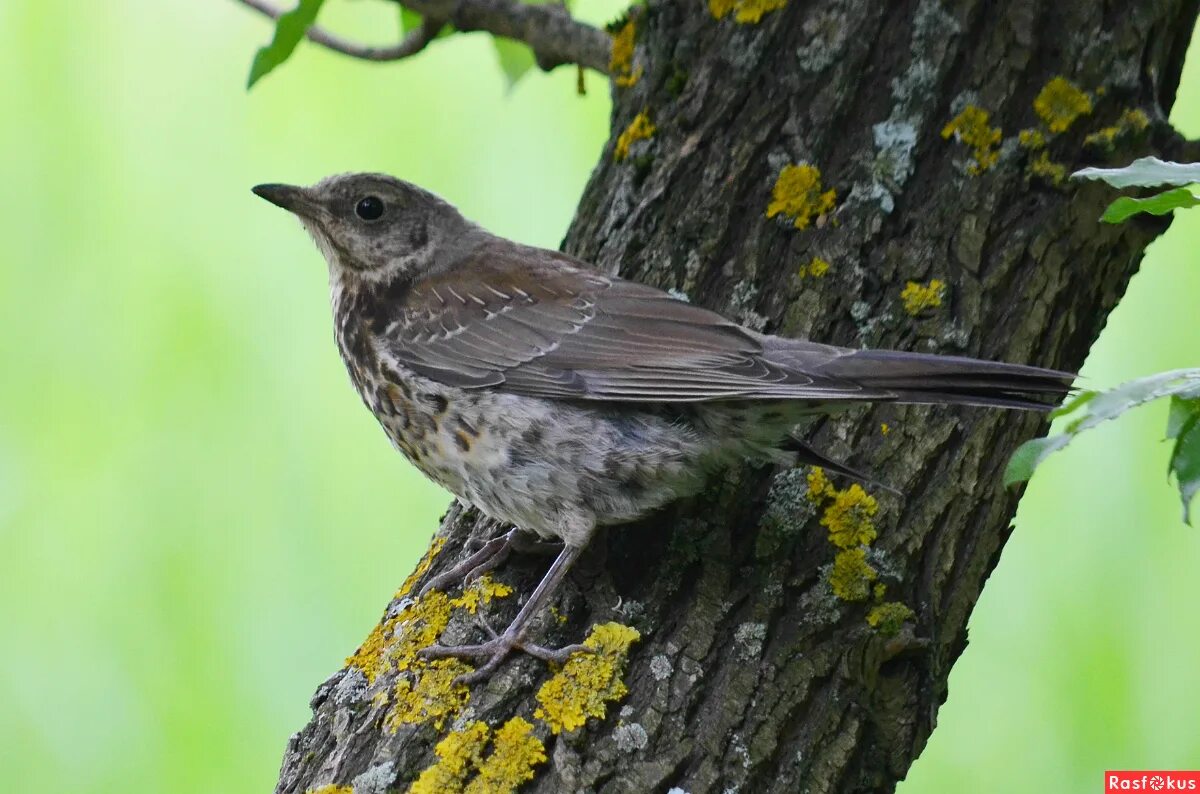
[252,173,478,283]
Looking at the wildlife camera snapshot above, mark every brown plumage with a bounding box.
[253,173,1073,682]
[393,238,1068,407]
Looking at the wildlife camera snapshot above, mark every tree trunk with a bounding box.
[275,1,1198,792]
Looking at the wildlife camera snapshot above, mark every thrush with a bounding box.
[252,173,1073,681]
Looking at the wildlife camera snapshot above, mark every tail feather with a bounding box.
[759,342,1076,410]
[826,350,1074,410]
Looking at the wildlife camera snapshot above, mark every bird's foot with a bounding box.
[420,625,592,684]
[420,528,518,596]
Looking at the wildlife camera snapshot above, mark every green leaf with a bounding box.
[492,39,535,91]
[1073,156,1200,188]
[1004,436,1069,487]
[247,0,326,89]
[1050,388,1097,419]
[1167,396,1200,440]
[1100,188,1200,224]
[399,7,453,39]
[1005,369,1200,489]
[1169,412,1200,525]
[399,6,423,34]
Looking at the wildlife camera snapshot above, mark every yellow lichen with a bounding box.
[766,164,837,230]
[941,105,1002,175]
[799,256,831,278]
[1033,76,1092,134]
[452,574,513,615]
[387,659,472,731]
[408,721,491,794]
[614,110,656,162]
[873,582,887,600]
[307,786,352,794]
[534,622,640,734]
[615,66,644,89]
[806,466,834,502]
[830,548,878,601]
[609,18,641,88]
[409,718,546,794]
[900,279,945,316]
[1027,150,1068,186]
[708,0,736,17]
[709,0,786,23]
[866,601,916,636]
[1018,128,1046,150]
[347,572,512,684]
[464,718,547,794]
[1084,108,1150,151]
[399,537,446,598]
[820,484,878,548]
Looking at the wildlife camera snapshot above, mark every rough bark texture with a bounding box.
[276,2,1198,792]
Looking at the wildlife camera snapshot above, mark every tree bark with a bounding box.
[275,1,1198,792]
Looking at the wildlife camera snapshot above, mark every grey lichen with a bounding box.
[650,654,674,681]
[799,580,842,627]
[734,621,768,661]
[613,722,650,753]
[331,668,368,705]
[351,762,396,794]
[795,5,849,72]
[872,120,919,186]
[727,280,768,331]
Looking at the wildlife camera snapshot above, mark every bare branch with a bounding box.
[236,0,611,74]
[393,0,611,73]
[237,0,443,62]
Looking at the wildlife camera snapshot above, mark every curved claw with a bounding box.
[419,529,516,596]
[420,635,595,685]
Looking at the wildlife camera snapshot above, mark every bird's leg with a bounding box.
[419,527,521,596]
[420,542,591,683]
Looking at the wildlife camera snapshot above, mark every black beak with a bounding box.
[252,183,319,217]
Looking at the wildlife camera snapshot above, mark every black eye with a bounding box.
[355,196,384,221]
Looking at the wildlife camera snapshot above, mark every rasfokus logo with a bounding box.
[1106,771,1200,791]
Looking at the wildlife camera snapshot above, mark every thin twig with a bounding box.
[236,0,611,74]
[394,0,610,73]
[237,0,442,61]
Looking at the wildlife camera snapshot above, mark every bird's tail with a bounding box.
[817,349,1075,410]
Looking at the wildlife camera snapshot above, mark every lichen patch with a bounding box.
[614,111,656,162]
[709,0,787,24]
[900,279,945,316]
[608,18,641,88]
[534,622,641,734]
[1033,76,1093,133]
[867,602,916,636]
[766,164,837,230]
[829,548,878,601]
[941,105,1001,175]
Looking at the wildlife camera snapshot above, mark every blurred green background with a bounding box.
[0,2,1196,791]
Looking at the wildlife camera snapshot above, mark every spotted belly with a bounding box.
[349,365,787,544]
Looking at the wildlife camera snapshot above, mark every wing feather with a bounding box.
[380,239,874,402]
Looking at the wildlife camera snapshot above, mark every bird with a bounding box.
[252,173,1073,681]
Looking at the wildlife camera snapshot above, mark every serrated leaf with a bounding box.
[1168,413,1200,525]
[1100,188,1200,224]
[1050,389,1097,419]
[248,0,326,89]
[492,38,535,91]
[1004,436,1069,486]
[1005,369,1200,488]
[1167,396,1200,440]
[1072,156,1200,188]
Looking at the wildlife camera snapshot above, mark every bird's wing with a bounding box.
[382,241,873,403]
